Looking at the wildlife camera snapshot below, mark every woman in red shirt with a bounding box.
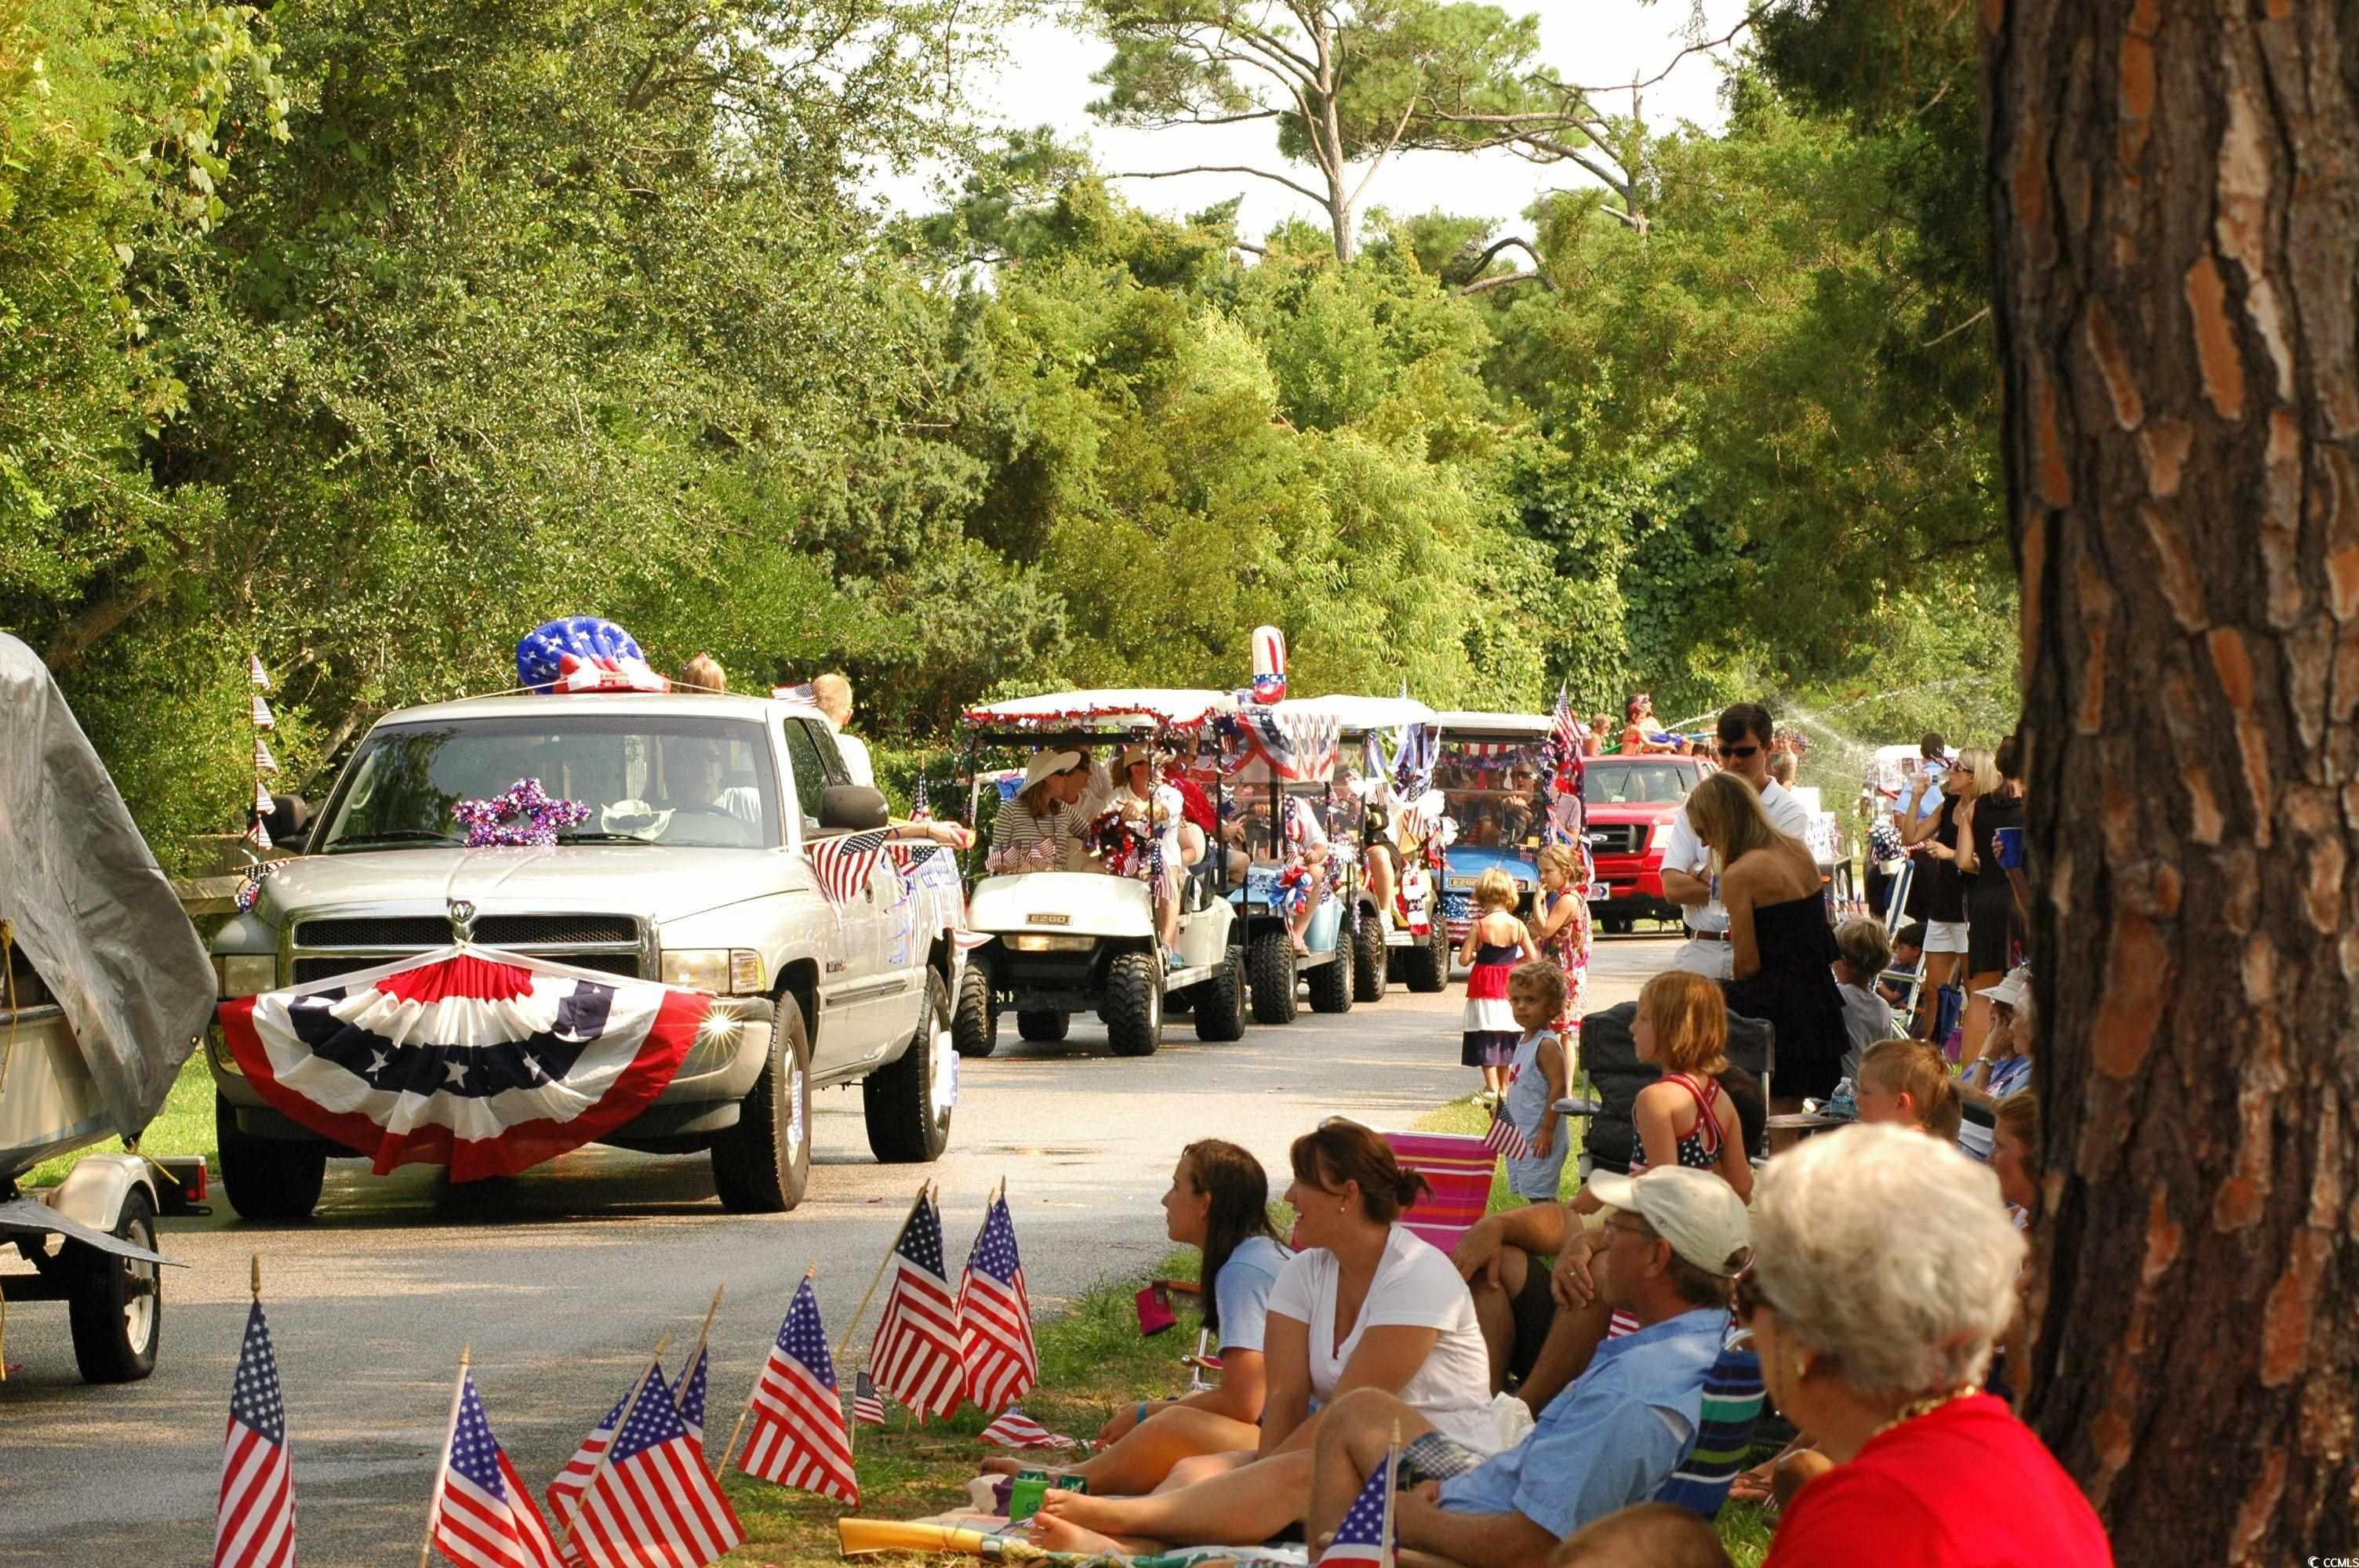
[1743,1125,2114,1567]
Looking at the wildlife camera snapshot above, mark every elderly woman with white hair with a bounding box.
[1746,1125,2112,1566]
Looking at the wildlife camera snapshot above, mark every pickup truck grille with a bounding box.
[293,952,643,985]
[296,914,638,948]
[1586,824,1645,856]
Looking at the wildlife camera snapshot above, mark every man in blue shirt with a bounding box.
[1303,1167,1750,1568]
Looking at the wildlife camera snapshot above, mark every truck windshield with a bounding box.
[1580,761,1696,805]
[318,713,783,851]
[1434,735,1547,853]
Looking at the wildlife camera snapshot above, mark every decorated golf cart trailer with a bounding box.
[1300,693,1452,996]
[1223,699,1363,1024]
[2,633,209,1383]
[954,690,1249,1058]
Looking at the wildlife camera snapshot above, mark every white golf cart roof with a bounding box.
[1292,694,1438,735]
[963,688,1238,732]
[1434,710,1552,738]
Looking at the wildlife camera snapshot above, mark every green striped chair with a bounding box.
[1653,1343,1767,1519]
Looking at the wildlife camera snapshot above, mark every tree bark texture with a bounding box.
[1983,2,2359,1562]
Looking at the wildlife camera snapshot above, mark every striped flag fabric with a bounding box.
[807,828,891,906]
[564,1363,743,1568]
[869,1192,965,1420]
[216,1300,296,1568]
[1481,1106,1532,1161]
[671,1347,708,1450]
[433,1371,563,1568]
[977,1410,1078,1450]
[957,1192,1038,1414]
[852,1371,886,1427]
[737,1276,860,1506]
[1322,1445,1397,1565]
[544,1379,631,1524]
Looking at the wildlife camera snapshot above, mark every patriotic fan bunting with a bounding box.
[216,1300,295,1568]
[216,947,713,1182]
[737,1277,860,1505]
[870,1192,964,1420]
[957,1191,1038,1414]
[434,1372,563,1568]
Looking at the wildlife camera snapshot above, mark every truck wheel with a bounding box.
[1307,928,1354,1014]
[866,972,954,1161]
[1249,930,1299,1025]
[67,1188,161,1383]
[951,962,998,1058]
[1016,1010,1070,1044]
[1190,947,1248,1042]
[712,1000,812,1213]
[1104,951,1164,1057]
[1402,922,1448,993]
[1352,916,1387,1002]
[215,1094,327,1221]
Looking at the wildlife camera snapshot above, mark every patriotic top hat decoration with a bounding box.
[516,616,671,695]
[1250,624,1287,705]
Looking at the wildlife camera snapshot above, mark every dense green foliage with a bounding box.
[2,0,2016,869]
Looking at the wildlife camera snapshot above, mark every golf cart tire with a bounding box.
[1307,928,1354,1014]
[1190,946,1249,1042]
[1603,913,1634,935]
[1352,916,1387,1002]
[67,1187,160,1383]
[1249,931,1299,1025]
[215,1093,327,1221]
[1403,923,1449,993]
[952,962,998,1058]
[1104,952,1163,1057]
[1016,1010,1070,1044]
[865,971,954,1162]
[712,1000,812,1213]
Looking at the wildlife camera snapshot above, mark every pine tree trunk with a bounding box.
[1983,2,2359,1562]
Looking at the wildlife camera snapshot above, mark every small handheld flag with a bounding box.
[870,1189,963,1420]
[1322,1441,1397,1565]
[852,1371,886,1427]
[957,1188,1038,1414]
[1481,1107,1532,1161]
[216,1299,295,1568]
[736,1276,860,1505]
[978,1409,1078,1450]
[429,1368,562,1568]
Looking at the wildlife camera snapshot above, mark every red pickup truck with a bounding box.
[1581,755,1715,934]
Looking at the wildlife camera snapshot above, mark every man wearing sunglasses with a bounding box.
[1662,703,1818,979]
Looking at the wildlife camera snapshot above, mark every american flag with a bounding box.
[978,1410,1078,1450]
[808,828,891,905]
[545,1377,633,1523]
[671,1346,708,1450]
[1550,683,1583,759]
[432,1372,563,1568]
[562,1362,743,1568]
[911,778,932,820]
[1481,1108,1532,1161]
[736,1277,860,1505]
[1323,1447,1397,1565]
[216,1300,296,1568]
[869,1192,965,1420]
[957,1192,1038,1414]
[851,1372,886,1427]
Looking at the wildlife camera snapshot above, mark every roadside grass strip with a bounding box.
[27,1051,217,1189]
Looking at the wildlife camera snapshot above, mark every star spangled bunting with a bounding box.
[1481,1108,1532,1161]
[737,1277,859,1506]
[435,1371,563,1568]
[977,1410,1078,1450]
[565,1362,743,1568]
[869,1192,963,1420]
[1323,1450,1395,1565]
[216,1300,295,1568]
[671,1346,708,1450]
[807,828,891,906]
[957,1192,1038,1414]
[911,777,932,821]
[851,1372,885,1427]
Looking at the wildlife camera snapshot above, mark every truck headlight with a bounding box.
[661,949,765,995]
[215,955,278,999]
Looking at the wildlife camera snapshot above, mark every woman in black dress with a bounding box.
[1901,762,1973,1041]
[1956,744,2022,1067]
[1684,772,1849,1115]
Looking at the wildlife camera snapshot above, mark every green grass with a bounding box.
[20,1051,217,1189]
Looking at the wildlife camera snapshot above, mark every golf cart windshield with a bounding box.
[318,713,784,851]
[1434,729,1550,858]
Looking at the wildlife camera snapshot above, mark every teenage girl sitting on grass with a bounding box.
[1458,868,1539,1100]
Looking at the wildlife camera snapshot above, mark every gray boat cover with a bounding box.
[0,633,212,1142]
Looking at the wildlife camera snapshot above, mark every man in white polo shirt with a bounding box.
[1662,702,1816,980]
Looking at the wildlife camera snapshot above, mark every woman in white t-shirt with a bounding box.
[1032,1122,1515,1551]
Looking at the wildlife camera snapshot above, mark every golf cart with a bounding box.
[1223,701,1358,1024]
[2,633,210,1382]
[1431,710,1559,944]
[955,691,1247,1058]
[1292,694,1448,999]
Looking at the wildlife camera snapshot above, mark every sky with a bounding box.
[878,0,1757,239]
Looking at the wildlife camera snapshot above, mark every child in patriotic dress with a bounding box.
[1458,868,1539,1097]
[1500,961,1571,1202]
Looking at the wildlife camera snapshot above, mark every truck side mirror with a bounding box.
[264,793,313,854]
[817,786,889,833]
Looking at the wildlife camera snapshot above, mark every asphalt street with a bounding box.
[0,934,1678,1566]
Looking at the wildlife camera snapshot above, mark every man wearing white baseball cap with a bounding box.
[1300,1167,1751,1566]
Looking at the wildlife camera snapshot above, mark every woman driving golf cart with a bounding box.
[986,749,1085,873]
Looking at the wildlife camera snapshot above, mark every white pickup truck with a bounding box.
[206,691,962,1218]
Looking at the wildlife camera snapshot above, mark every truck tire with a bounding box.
[951,962,998,1058]
[865,971,954,1162]
[1352,915,1387,1002]
[215,1094,327,1221]
[1402,920,1450,993]
[1190,947,1249,1042]
[67,1188,160,1383]
[1249,930,1299,1025]
[712,1000,812,1213]
[1307,928,1354,1014]
[1103,952,1164,1057]
[1016,1010,1070,1044]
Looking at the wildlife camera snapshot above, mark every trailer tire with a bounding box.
[67,1188,161,1383]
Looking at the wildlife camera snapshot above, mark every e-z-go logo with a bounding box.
[2310,1556,2356,1566]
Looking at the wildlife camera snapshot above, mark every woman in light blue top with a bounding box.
[980,1140,1287,1494]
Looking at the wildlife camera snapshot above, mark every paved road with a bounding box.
[0,935,1678,1565]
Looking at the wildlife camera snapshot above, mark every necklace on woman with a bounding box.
[1873,1385,1978,1440]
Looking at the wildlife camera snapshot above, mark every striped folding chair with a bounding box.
[1652,1341,1767,1520]
[1379,1130,1498,1256]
